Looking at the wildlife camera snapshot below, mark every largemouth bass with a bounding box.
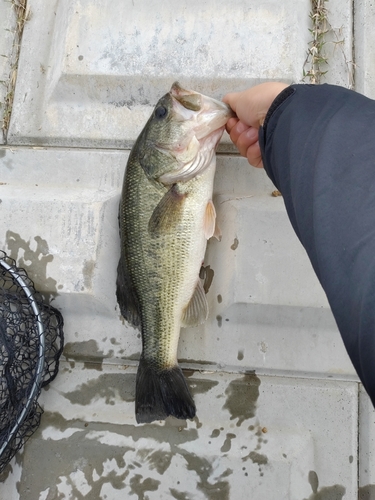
[117,82,233,423]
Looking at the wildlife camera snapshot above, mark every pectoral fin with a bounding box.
[148,185,186,235]
[204,200,221,240]
[181,280,208,327]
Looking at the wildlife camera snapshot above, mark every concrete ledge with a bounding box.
[1,364,358,499]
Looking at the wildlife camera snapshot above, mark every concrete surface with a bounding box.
[0,148,355,378]
[6,0,353,149]
[354,0,375,97]
[0,0,374,498]
[0,365,358,499]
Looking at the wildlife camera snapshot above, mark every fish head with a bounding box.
[138,82,234,185]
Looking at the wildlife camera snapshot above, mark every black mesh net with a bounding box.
[0,251,64,474]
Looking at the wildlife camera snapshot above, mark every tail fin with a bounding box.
[135,357,196,424]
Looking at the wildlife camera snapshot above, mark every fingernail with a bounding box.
[235,121,248,134]
[245,128,258,140]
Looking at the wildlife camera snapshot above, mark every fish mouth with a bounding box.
[170,81,234,139]
[157,83,232,185]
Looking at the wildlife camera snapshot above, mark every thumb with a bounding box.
[223,91,259,129]
[222,92,239,114]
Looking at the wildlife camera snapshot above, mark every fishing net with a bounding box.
[0,251,64,474]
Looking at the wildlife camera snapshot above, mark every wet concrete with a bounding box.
[6,231,58,300]
[304,470,346,500]
[181,452,232,500]
[63,372,136,405]
[63,340,112,369]
[220,433,236,453]
[17,411,202,499]
[200,265,214,294]
[222,373,261,426]
[359,485,375,500]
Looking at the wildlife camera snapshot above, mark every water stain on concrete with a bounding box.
[16,399,266,500]
[200,265,214,294]
[63,372,136,405]
[304,485,346,500]
[0,462,14,482]
[359,485,375,500]
[237,350,244,361]
[17,410,205,499]
[18,413,131,500]
[309,471,319,493]
[304,470,346,500]
[170,489,192,500]
[222,373,261,426]
[1,159,14,172]
[129,474,160,498]
[82,259,95,289]
[230,238,239,250]
[211,429,221,438]
[193,416,203,429]
[145,450,174,475]
[220,433,236,453]
[242,425,268,479]
[63,339,108,369]
[184,374,219,396]
[60,411,199,447]
[124,351,141,361]
[6,231,58,301]
[20,412,209,500]
[182,452,232,500]
[248,451,268,466]
[247,425,268,455]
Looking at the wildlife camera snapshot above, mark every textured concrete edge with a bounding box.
[354,0,375,97]
[0,0,15,144]
[1,0,29,143]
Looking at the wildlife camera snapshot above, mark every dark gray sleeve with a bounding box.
[259,83,375,405]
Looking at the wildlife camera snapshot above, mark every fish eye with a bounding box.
[155,105,168,120]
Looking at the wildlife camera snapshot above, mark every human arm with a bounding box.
[226,82,375,406]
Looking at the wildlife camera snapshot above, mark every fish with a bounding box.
[116,82,233,424]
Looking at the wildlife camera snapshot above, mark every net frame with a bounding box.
[0,251,64,473]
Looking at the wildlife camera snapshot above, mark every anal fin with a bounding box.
[181,279,208,328]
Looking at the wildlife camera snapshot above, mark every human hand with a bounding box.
[223,82,289,168]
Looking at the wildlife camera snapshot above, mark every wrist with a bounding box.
[258,83,290,126]
[262,84,295,130]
